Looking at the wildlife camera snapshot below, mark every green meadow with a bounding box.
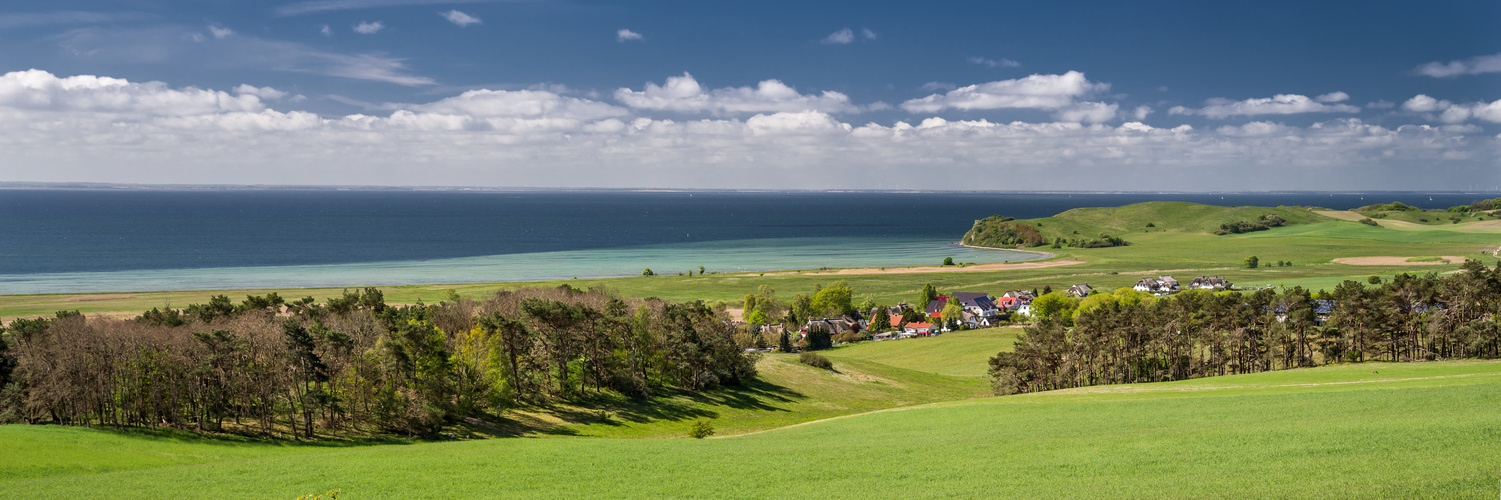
[3,360,1498,499]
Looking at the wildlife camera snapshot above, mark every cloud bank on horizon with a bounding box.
[0,1,1497,190]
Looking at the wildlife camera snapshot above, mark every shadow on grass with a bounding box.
[475,378,809,436]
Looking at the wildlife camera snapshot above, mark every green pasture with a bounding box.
[4,360,1499,499]
[823,328,1020,377]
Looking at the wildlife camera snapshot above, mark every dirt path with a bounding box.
[1332,256,1465,266]
[750,259,1085,277]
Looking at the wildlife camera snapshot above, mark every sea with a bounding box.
[0,189,1492,294]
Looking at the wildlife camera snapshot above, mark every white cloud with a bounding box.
[920,82,955,92]
[614,73,861,114]
[1316,91,1349,103]
[441,10,480,27]
[1402,94,1501,124]
[1413,53,1501,78]
[320,24,332,36]
[1131,105,1153,121]
[617,29,643,42]
[1170,93,1360,119]
[208,24,234,39]
[1402,94,1446,113]
[822,28,854,44]
[1,70,1494,191]
[968,56,1020,68]
[233,84,288,100]
[899,71,1110,120]
[353,21,384,34]
[861,28,877,40]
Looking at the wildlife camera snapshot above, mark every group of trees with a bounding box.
[989,260,1501,395]
[741,282,857,327]
[1214,214,1287,235]
[0,286,757,438]
[963,216,1048,247]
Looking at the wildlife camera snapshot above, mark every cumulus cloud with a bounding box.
[1131,105,1153,121]
[441,10,480,26]
[1413,53,1501,78]
[1403,94,1501,123]
[617,29,643,42]
[861,28,877,40]
[233,84,288,100]
[920,82,955,92]
[968,56,1020,68]
[320,24,332,36]
[1,69,1494,191]
[208,24,234,39]
[822,28,854,44]
[1169,93,1360,119]
[899,71,1115,122]
[614,73,861,114]
[1316,91,1349,103]
[353,21,384,34]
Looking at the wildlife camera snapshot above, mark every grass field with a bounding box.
[822,328,1019,378]
[4,360,1498,499]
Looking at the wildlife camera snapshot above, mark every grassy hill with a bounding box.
[963,201,1331,249]
[823,328,1019,378]
[4,360,1498,498]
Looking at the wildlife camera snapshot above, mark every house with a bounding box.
[1066,283,1093,298]
[1189,276,1231,290]
[802,316,860,336]
[924,296,950,319]
[902,321,938,337]
[1132,276,1181,295]
[1002,290,1037,301]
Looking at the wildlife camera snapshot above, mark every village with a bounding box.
[759,274,1236,347]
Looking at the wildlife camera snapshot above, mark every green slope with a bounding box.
[823,328,1019,378]
[4,361,1499,499]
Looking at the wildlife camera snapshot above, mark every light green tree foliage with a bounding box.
[941,297,964,326]
[811,281,854,317]
[1110,287,1153,307]
[742,294,758,321]
[1073,292,1117,320]
[918,283,938,309]
[1029,292,1079,324]
[791,294,813,324]
[746,310,768,325]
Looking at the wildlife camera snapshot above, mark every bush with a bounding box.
[688,420,715,439]
[799,352,833,370]
[1358,218,1379,226]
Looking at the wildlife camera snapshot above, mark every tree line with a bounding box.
[0,286,756,438]
[990,260,1501,395]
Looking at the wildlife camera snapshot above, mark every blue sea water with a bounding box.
[0,189,1491,293]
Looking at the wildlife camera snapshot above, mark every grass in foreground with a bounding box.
[4,360,1499,499]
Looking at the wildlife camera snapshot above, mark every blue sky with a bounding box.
[0,0,1498,190]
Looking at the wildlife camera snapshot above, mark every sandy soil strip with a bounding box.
[751,259,1085,277]
[1316,210,1501,232]
[1332,256,1465,266]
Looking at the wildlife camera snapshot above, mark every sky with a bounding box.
[0,0,1498,191]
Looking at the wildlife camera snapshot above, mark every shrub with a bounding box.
[799,352,834,370]
[688,420,715,439]
[1358,218,1379,226]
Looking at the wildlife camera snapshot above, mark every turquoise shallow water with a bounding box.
[0,237,1042,294]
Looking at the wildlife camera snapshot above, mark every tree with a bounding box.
[918,283,938,309]
[943,257,955,266]
[941,297,964,329]
[778,330,793,353]
[698,265,706,275]
[810,283,854,317]
[642,268,655,276]
[869,308,892,331]
[1244,256,1259,269]
[805,325,833,351]
[1028,293,1078,323]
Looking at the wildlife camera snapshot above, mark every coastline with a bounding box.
[955,241,1057,259]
